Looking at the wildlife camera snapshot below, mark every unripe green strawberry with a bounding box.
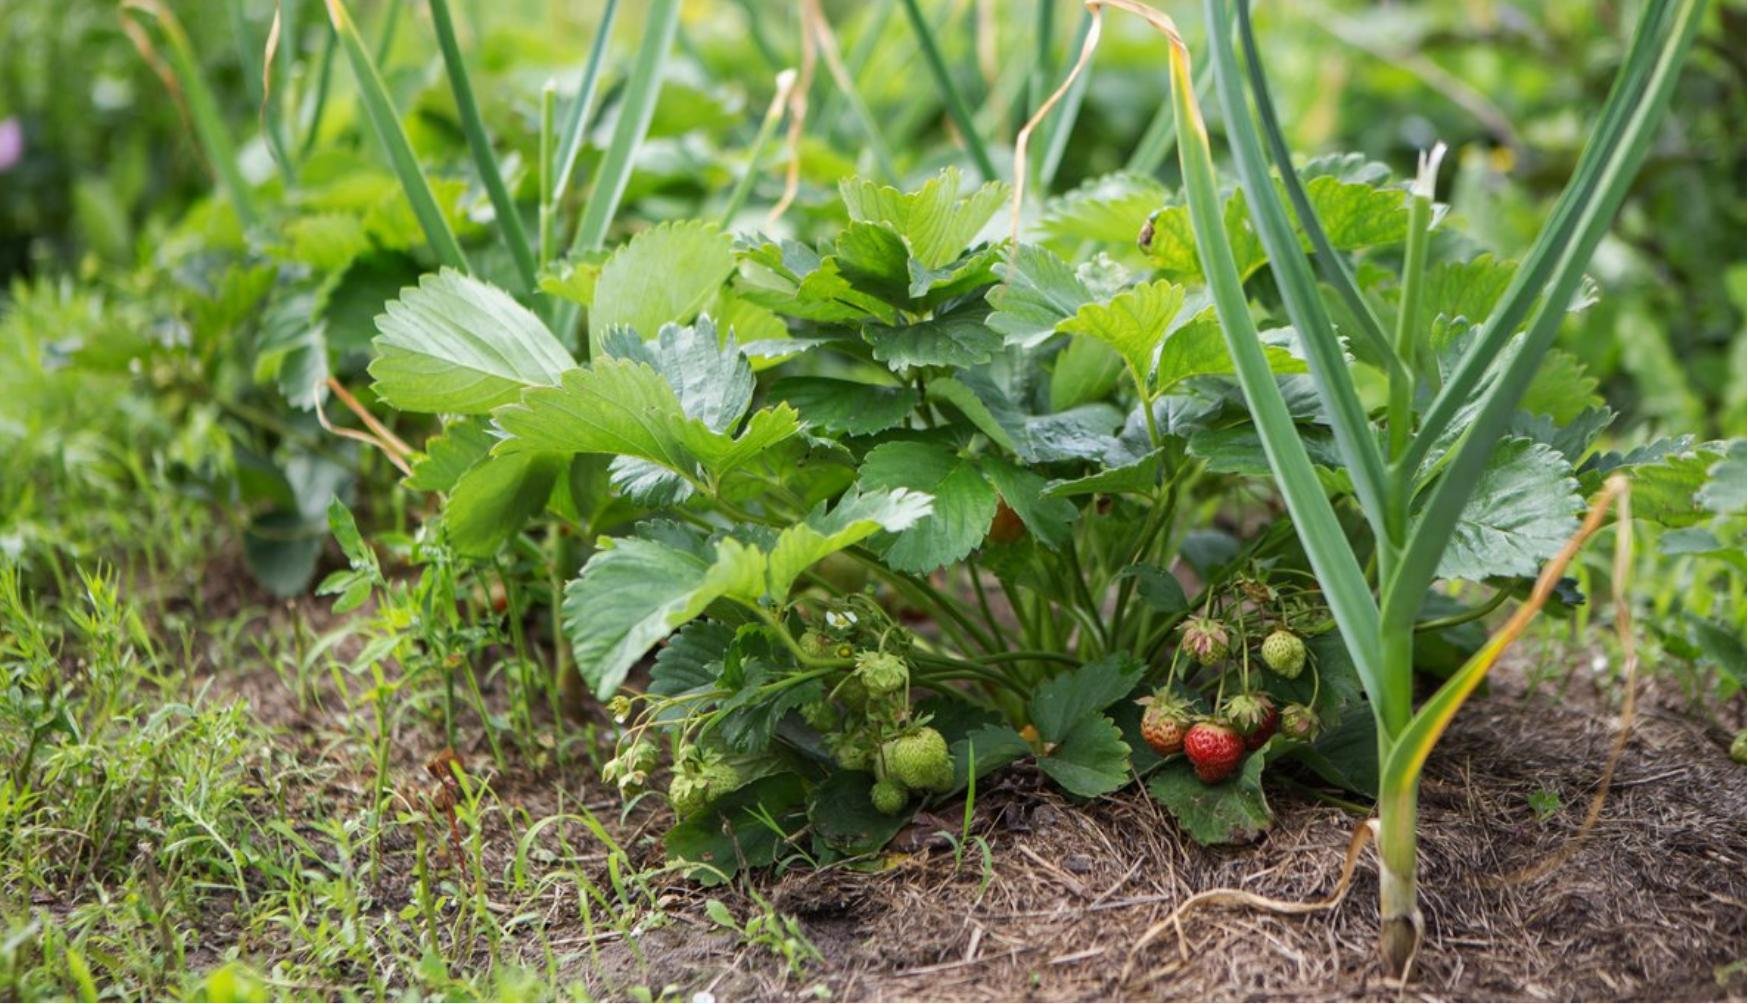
[1182,720,1245,784]
[870,778,909,815]
[1280,703,1320,741]
[667,754,741,817]
[1732,729,1746,764]
[885,727,953,792]
[1180,616,1230,667]
[855,650,908,695]
[836,675,870,712]
[800,697,839,731]
[1136,690,1195,757]
[828,729,876,772]
[799,630,835,660]
[1260,629,1307,678]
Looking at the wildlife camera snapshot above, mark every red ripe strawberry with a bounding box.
[1246,698,1278,750]
[1137,691,1194,756]
[1182,720,1245,784]
[986,501,1026,544]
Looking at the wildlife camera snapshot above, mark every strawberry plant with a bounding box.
[368,163,1375,868]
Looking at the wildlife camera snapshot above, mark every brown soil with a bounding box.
[192,587,1746,1003]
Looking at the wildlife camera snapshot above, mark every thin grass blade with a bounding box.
[122,1,258,227]
[553,0,622,206]
[1234,0,1391,365]
[899,0,998,181]
[429,0,537,290]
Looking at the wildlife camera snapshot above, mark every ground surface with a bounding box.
[170,587,1748,1004]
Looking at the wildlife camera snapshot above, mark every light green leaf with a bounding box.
[1049,337,1127,411]
[600,317,752,434]
[1591,437,1728,528]
[1519,349,1602,424]
[1142,196,1264,283]
[1298,174,1408,249]
[1154,311,1305,391]
[370,269,573,415]
[406,418,497,492]
[494,358,698,475]
[591,220,736,340]
[857,440,998,573]
[832,221,913,303]
[677,405,804,481]
[442,451,563,557]
[986,243,1093,347]
[1038,171,1168,246]
[1434,438,1582,581]
[1699,440,1746,514]
[1422,253,1515,329]
[839,167,1009,269]
[764,488,935,599]
[1056,279,1187,392]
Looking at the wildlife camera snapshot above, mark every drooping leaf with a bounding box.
[562,528,726,698]
[1116,564,1188,616]
[1037,714,1131,798]
[763,488,935,599]
[1146,751,1271,845]
[666,773,807,885]
[370,269,573,415]
[857,440,998,573]
[1028,654,1145,744]
[650,620,734,698]
[590,220,736,340]
[980,457,1077,549]
[809,771,913,854]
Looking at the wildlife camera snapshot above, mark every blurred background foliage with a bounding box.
[3,0,1740,437]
